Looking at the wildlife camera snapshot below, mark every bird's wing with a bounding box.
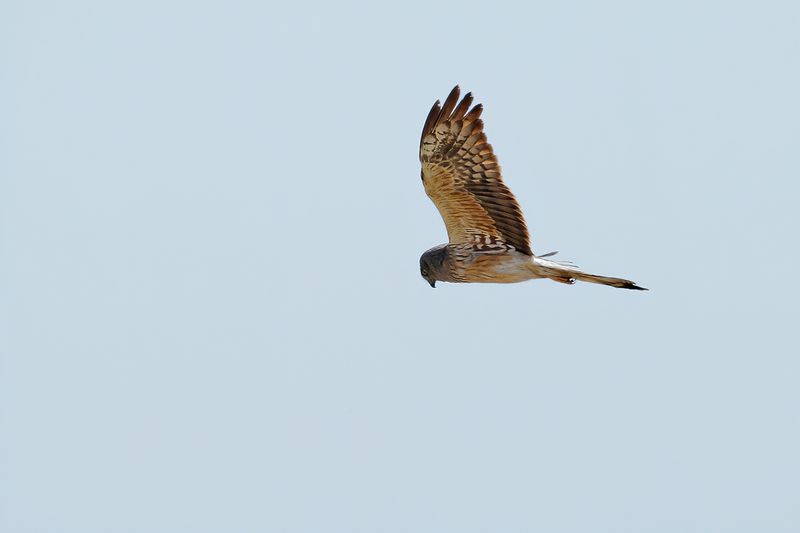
[419,86,532,256]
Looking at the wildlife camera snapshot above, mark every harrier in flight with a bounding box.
[419,86,646,290]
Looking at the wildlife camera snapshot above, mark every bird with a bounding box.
[418,85,646,290]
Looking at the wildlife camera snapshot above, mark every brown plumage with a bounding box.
[418,86,647,291]
[420,86,532,256]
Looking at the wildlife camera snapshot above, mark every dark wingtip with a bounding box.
[420,98,442,149]
[538,251,559,258]
[439,86,461,121]
[627,283,648,291]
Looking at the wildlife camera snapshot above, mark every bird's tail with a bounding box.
[532,256,647,291]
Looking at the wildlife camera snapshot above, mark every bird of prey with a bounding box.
[418,86,646,290]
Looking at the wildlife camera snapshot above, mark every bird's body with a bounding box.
[418,86,646,291]
[422,244,539,284]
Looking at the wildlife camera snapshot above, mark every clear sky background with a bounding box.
[2,1,799,532]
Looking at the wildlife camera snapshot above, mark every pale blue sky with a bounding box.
[2,1,799,531]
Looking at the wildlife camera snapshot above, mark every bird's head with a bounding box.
[419,245,448,288]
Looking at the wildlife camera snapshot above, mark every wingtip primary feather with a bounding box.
[438,86,461,124]
[451,91,473,122]
[465,103,483,122]
[420,99,442,149]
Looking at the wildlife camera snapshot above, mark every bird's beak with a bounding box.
[428,279,436,288]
